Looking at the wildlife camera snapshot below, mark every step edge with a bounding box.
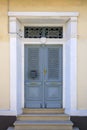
[18,114,69,117]
[14,121,73,126]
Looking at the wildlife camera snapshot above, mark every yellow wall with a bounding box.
[9,0,82,12]
[0,0,10,109]
[0,0,87,110]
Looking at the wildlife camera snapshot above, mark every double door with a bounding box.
[24,45,63,108]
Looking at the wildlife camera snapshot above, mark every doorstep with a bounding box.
[7,126,80,130]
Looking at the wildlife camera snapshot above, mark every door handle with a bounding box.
[44,68,47,75]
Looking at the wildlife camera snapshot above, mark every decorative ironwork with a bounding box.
[24,27,63,38]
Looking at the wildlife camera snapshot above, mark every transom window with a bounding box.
[24,27,63,38]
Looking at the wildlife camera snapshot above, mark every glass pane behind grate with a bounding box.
[24,27,63,38]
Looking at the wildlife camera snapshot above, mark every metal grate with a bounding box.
[28,47,40,80]
[24,27,63,38]
[48,46,62,80]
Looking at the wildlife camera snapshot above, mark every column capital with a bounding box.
[9,17,17,22]
[70,17,78,38]
[9,17,17,34]
[9,17,22,38]
[70,17,78,22]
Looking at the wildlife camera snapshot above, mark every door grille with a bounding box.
[28,47,40,80]
[24,27,63,38]
[47,46,62,80]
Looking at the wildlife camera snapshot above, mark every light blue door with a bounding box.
[24,45,63,108]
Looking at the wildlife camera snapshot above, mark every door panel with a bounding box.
[24,45,63,108]
[46,46,62,81]
[44,45,63,108]
[24,45,43,108]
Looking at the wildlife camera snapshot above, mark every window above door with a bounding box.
[24,26,63,39]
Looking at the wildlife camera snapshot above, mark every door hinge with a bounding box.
[40,103,42,108]
[45,103,47,108]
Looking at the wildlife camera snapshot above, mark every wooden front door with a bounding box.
[24,45,63,108]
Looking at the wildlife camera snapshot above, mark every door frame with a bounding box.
[23,43,64,108]
[8,12,78,115]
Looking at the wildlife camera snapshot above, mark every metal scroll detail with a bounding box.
[24,27,63,38]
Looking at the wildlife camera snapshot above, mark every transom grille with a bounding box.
[24,27,63,38]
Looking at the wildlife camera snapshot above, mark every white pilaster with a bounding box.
[9,17,18,114]
[65,17,78,115]
[10,35,17,113]
[70,17,77,113]
[9,17,22,115]
[9,17,17,34]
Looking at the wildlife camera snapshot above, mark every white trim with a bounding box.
[10,22,17,113]
[5,12,81,116]
[70,17,78,111]
[0,110,17,116]
[74,110,87,116]
[9,17,22,115]
[22,39,64,45]
[63,43,66,108]
[22,42,24,108]
[64,17,78,115]
[8,12,79,17]
[66,110,87,116]
[70,38,77,110]
[10,36,17,112]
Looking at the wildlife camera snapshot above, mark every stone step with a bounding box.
[14,120,73,130]
[23,108,65,114]
[7,126,80,130]
[17,113,69,121]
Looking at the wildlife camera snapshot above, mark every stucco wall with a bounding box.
[0,0,10,109]
[0,0,87,110]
